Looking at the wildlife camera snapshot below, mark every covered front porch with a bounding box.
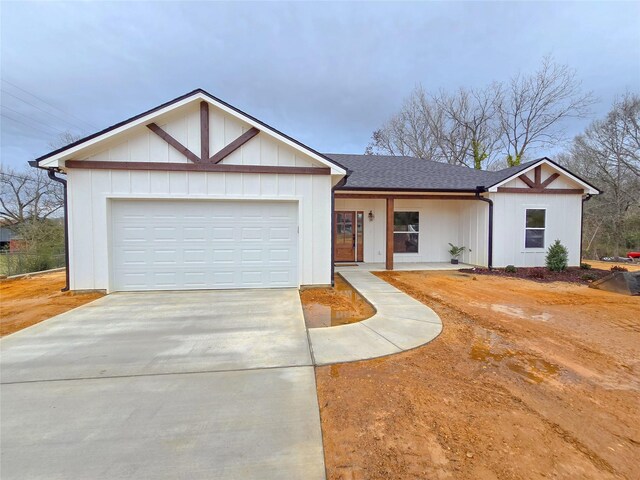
[335,262,470,272]
[333,192,491,270]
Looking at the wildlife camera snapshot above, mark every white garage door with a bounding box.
[110,199,298,291]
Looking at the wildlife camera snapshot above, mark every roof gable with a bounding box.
[36,89,346,175]
[326,154,599,194]
[486,157,600,194]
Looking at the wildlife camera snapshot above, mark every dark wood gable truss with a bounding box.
[66,101,330,175]
[147,101,261,164]
[497,165,582,194]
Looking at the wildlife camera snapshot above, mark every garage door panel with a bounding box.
[111,200,298,291]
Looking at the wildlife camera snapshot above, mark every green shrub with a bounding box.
[1,219,65,276]
[505,265,517,273]
[546,240,568,272]
[581,273,597,281]
[448,243,468,259]
[580,263,592,270]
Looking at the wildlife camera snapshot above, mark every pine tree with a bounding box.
[546,240,568,272]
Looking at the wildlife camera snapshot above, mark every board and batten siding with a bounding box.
[78,101,316,168]
[335,198,490,266]
[489,165,585,268]
[65,101,333,291]
[489,192,582,268]
[67,170,331,291]
[458,200,488,267]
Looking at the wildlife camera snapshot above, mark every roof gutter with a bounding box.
[580,194,593,263]
[330,172,351,286]
[29,160,70,292]
[46,169,70,292]
[474,186,493,270]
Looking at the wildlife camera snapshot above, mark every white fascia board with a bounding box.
[38,94,202,168]
[203,95,346,175]
[39,92,347,176]
[336,190,477,196]
[487,159,599,195]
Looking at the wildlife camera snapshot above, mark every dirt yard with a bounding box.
[0,271,104,337]
[316,271,640,480]
[586,260,640,272]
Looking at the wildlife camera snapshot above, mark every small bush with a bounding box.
[505,265,517,273]
[581,273,597,281]
[546,240,568,272]
[580,263,592,270]
[611,265,628,272]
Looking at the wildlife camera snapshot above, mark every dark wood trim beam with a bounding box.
[147,123,201,164]
[386,197,394,270]
[200,101,209,161]
[534,165,542,186]
[335,193,478,200]
[518,173,536,188]
[540,172,560,188]
[210,127,260,164]
[64,160,330,175]
[497,187,583,194]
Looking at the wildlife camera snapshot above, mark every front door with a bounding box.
[334,211,356,262]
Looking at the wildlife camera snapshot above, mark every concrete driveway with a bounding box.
[0,289,325,479]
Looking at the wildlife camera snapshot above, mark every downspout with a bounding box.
[331,173,350,287]
[47,169,70,292]
[475,186,493,270]
[580,194,593,263]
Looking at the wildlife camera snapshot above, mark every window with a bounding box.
[525,209,545,248]
[394,212,419,253]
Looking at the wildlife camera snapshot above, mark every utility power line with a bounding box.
[1,104,66,134]
[0,112,64,137]
[1,89,90,133]
[1,79,98,130]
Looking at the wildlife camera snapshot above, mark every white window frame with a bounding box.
[393,211,420,254]
[524,208,546,250]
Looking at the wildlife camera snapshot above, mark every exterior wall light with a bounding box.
[368,210,375,221]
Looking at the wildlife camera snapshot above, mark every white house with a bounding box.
[32,89,599,292]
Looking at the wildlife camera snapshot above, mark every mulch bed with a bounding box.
[459,266,615,285]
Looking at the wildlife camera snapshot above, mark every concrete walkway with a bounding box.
[308,271,442,365]
[335,261,469,272]
[1,289,324,480]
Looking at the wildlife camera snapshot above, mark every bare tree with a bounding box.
[48,130,82,151]
[498,56,595,166]
[434,84,504,169]
[0,167,64,223]
[0,130,80,224]
[367,56,595,169]
[365,86,442,161]
[561,93,640,257]
[366,85,503,169]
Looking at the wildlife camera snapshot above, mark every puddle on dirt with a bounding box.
[470,337,559,383]
[301,275,375,328]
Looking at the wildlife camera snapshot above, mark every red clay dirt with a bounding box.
[316,270,640,480]
[0,271,104,337]
[586,260,640,272]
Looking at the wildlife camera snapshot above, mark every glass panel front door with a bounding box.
[334,211,356,262]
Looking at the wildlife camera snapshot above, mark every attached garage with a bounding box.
[33,89,346,292]
[110,199,298,291]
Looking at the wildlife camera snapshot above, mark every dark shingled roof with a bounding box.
[324,154,541,192]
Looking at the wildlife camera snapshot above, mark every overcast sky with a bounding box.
[1,1,639,170]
